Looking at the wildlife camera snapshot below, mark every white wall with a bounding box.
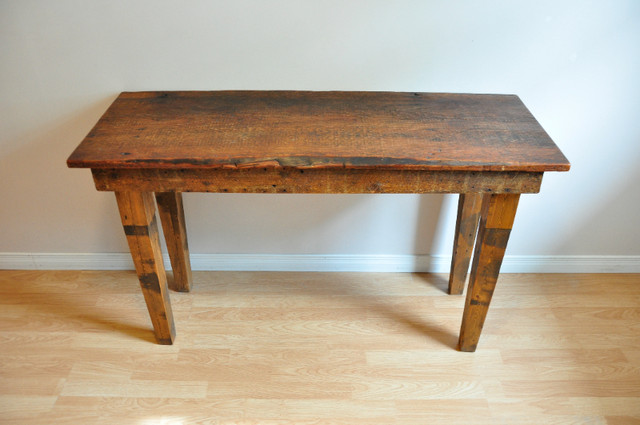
[1,1,639,268]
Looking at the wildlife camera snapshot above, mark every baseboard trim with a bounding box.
[0,253,638,273]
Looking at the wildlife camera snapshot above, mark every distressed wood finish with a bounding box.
[67,91,570,349]
[155,192,192,292]
[115,191,175,344]
[458,193,520,352]
[92,168,543,194]
[448,193,483,295]
[67,91,570,173]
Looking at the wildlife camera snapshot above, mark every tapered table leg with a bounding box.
[458,193,520,352]
[448,193,483,295]
[155,192,193,292]
[115,191,175,344]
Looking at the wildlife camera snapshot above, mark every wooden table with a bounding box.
[67,91,570,351]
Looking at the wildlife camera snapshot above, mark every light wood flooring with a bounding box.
[1,270,639,424]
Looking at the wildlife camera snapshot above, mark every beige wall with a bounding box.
[1,1,639,264]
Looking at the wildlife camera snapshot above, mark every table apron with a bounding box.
[91,168,543,194]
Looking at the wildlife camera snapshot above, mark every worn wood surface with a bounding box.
[448,193,483,295]
[92,168,543,194]
[155,192,192,293]
[114,191,175,344]
[2,270,639,424]
[67,91,570,172]
[66,91,570,351]
[458,194,520,352]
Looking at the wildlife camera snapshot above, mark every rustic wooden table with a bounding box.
[67,91,569,351]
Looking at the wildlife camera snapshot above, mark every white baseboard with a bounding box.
[0,252,638,273]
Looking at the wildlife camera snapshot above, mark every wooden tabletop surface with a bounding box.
[67,91,570,172]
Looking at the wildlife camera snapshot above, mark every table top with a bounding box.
[67,91,570,172]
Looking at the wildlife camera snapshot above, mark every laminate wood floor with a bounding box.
[0,270,638,424]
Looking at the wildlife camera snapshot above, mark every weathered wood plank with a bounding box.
[448,193,483,295]
[115,191,175,344]
[93,168,543,194]
[67,91,570,172]
[458,193,520,352]
[155,192,193,293]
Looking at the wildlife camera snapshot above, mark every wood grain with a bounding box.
[1,271,638,424]
[458,193,520,352]
[114,191,175,344]
[91,168,544,194]
[155,192,192,292]
[67,91,570,172]
[448,193,483,294]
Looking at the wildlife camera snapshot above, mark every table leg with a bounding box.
[155,192,193,292]
[458,193,519,352]
[115,191,176,344]
[448,193,483,295]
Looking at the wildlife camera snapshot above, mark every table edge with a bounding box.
[67,158,570,172]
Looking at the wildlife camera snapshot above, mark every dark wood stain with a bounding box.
[139,273,161,292]
[122,216,156,236]
[67,91,570,173]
